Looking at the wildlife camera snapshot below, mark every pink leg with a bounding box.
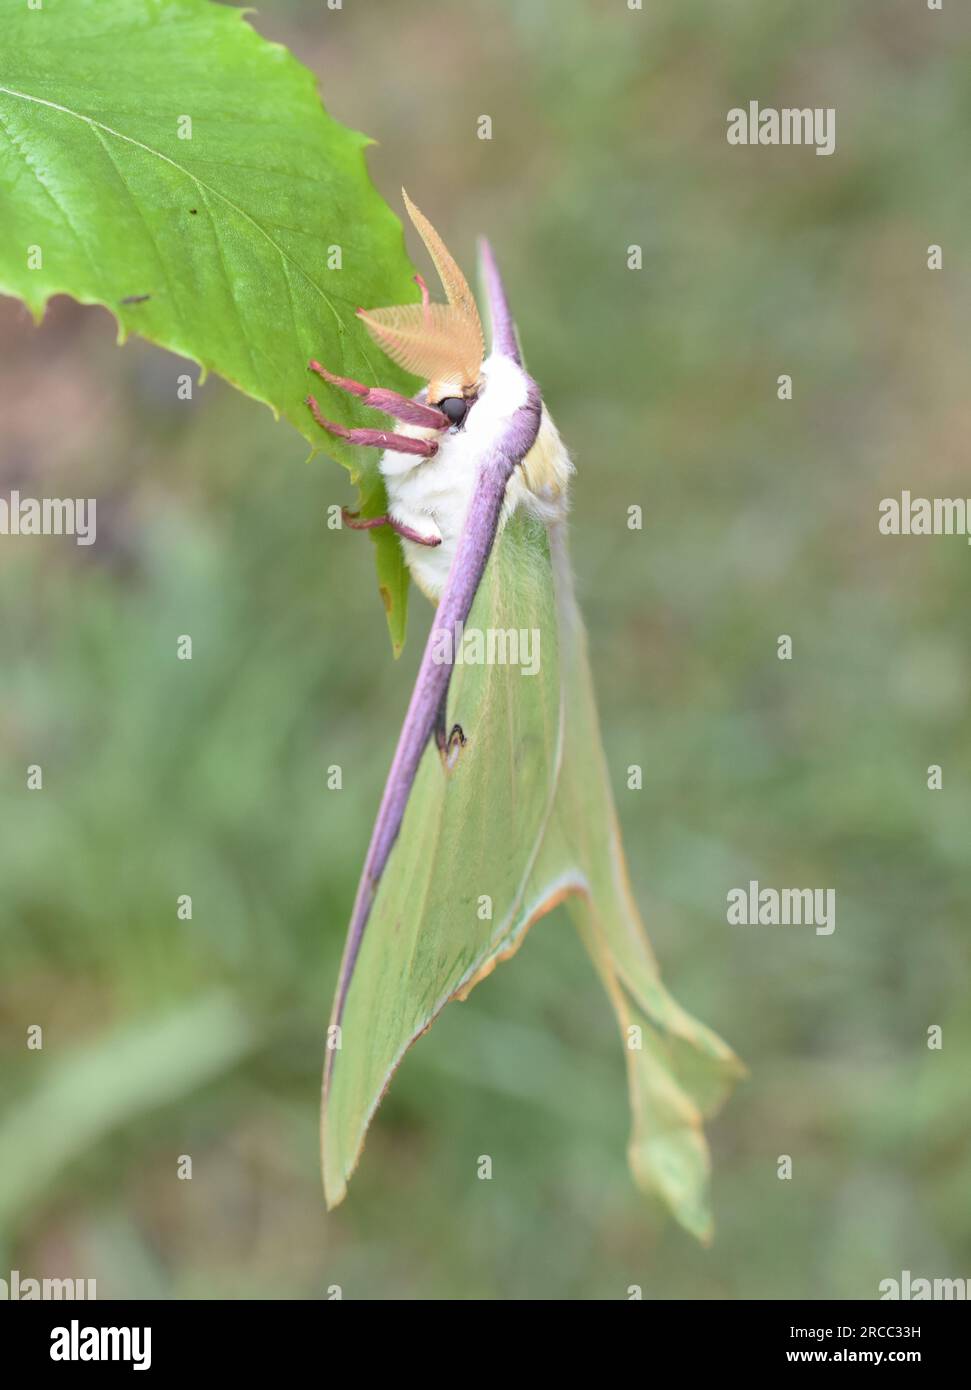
[342,508,440,548]
[308,360,448,430]
[306,395,439,456]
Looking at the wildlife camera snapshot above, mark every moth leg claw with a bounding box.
[340,507,441,548]
[436,721,467,772]
[306,394,439,456]
[308,362,449,431]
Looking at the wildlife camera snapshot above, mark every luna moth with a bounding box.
[310,193,743,1240]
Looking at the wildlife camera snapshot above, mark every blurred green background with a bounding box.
[1,0,969,1299]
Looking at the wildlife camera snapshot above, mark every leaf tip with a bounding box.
[322,1170,347,1212]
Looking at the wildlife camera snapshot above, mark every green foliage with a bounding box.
[0,0,417,650]
[0,994,253,1242]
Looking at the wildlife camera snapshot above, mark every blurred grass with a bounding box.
[0,0,969,1298]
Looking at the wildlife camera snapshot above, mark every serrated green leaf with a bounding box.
[324,512,744,1240]
[0,0,417,651]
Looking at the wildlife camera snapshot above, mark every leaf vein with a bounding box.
[0,106,105,287]
[86,122,182,323]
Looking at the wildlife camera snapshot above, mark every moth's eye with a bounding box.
[437,396,468,426]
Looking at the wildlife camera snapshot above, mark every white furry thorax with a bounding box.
[379,352,573,602]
